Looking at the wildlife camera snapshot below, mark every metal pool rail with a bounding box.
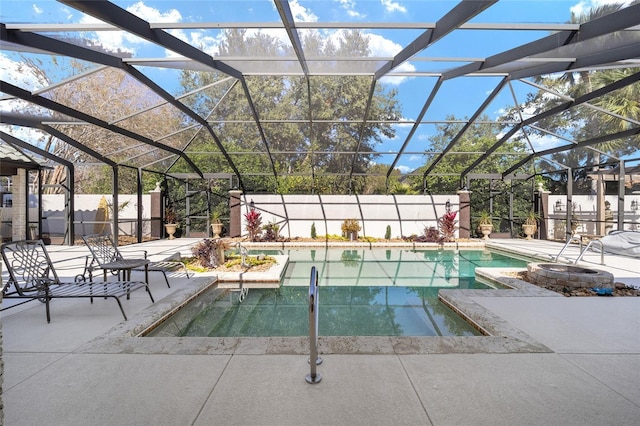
[306,266,322,384]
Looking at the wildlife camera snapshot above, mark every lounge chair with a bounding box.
[81,234,189,288]
[575,230,640,264]
[1,240,154,322]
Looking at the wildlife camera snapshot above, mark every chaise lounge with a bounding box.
[575,230,640,264]
[1,240,154,322]
[82,233,190,288]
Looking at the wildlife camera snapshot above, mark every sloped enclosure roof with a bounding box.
[1,0,639,193]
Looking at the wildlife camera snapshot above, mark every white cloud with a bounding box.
[337,0,365,19]
[396,164,412,174]
[347,9,364,18]
[127,1,182,22]
[73,2,185,56]
[381,0,407,14]
[0,53,52,145]
[289,0,319,22]
[526,134,562,151]
[570,0,633,17]
[0,52,49,91]
[33,4,43,14]
[367,33,415,85]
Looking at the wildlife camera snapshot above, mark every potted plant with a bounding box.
[210,211,223,238]
[164,206,178,239]
[476,211,493,240]
[522,211,539,240]
[341,218,361,241]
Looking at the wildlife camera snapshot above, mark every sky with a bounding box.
[0,0,636,173]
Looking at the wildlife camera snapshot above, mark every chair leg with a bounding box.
[146,285,155,303]
[45,295,51,323]
[112,296,127,321]
[162,272,171,288]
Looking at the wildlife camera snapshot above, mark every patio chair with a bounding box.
[81,234,189,288]
[574,230,640,264]
[1,240,154,322]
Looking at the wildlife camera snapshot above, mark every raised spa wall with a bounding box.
[527,263,615,289]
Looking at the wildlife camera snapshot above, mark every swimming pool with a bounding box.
[147,248,528,338]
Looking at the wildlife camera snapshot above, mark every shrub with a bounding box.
[424,226,441,242]
[385,225,391,240]
[262,221,279,241]
[341,218,361,235]
[311,222,317,239]
[244,209,262,241]
[410,227,442,243]
[439,211,457,242]
[191,238,228,269]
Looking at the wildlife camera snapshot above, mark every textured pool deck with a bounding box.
[2,238,639,425]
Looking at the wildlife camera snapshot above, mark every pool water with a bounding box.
[147,249,528,338]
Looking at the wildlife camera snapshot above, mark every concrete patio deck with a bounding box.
[1,238,639,425]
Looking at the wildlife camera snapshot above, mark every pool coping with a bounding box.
[76,259,554,356]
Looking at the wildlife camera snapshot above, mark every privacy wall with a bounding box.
[243,194,458,239]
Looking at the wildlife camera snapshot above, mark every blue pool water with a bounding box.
[147,248,528,337]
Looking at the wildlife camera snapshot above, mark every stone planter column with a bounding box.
[536,185,550,240]
[228,190,242,238]
[457,189,471,239]
[12,169,27,241]
[150,182,162,239]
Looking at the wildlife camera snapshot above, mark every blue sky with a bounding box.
[1,0,635,172]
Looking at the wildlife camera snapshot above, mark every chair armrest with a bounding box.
[118,249,148,259]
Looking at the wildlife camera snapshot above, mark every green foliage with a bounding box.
[477,211,493,227]
[340,249,361,267]
[164,206,178,224]
[385,225,391,240]
[438,211,458,242]
[244,209,262,241]
[341,218,361,234]
[524,211,540,227]
[262,221,280,242]
[310,222,317,239]
[190,238,229,269]
[407,115,527,194]
[224,254,275,269]
[177,29,401,194]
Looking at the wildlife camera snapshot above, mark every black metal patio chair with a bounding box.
[1,240,154,322]
[81,234,190,288]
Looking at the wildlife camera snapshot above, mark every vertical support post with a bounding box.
[228,190,242,238]
[457,189,471,239]
[136,168,143,243]
[618,161,625,231]
[596,170,605,236]
[566,168,573,239]
[12,169,27,241]
[150,182,162,239]
[536,184,549,240]
[67,165,75,245]
[306,266,322,384]
[112,165,119,245]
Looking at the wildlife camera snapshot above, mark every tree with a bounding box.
[408,115,526,192]
[502,1,640,182]
[19,56,182,194]
[178,28,401,194]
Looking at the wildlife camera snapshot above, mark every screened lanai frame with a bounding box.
[1,0,640,242]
